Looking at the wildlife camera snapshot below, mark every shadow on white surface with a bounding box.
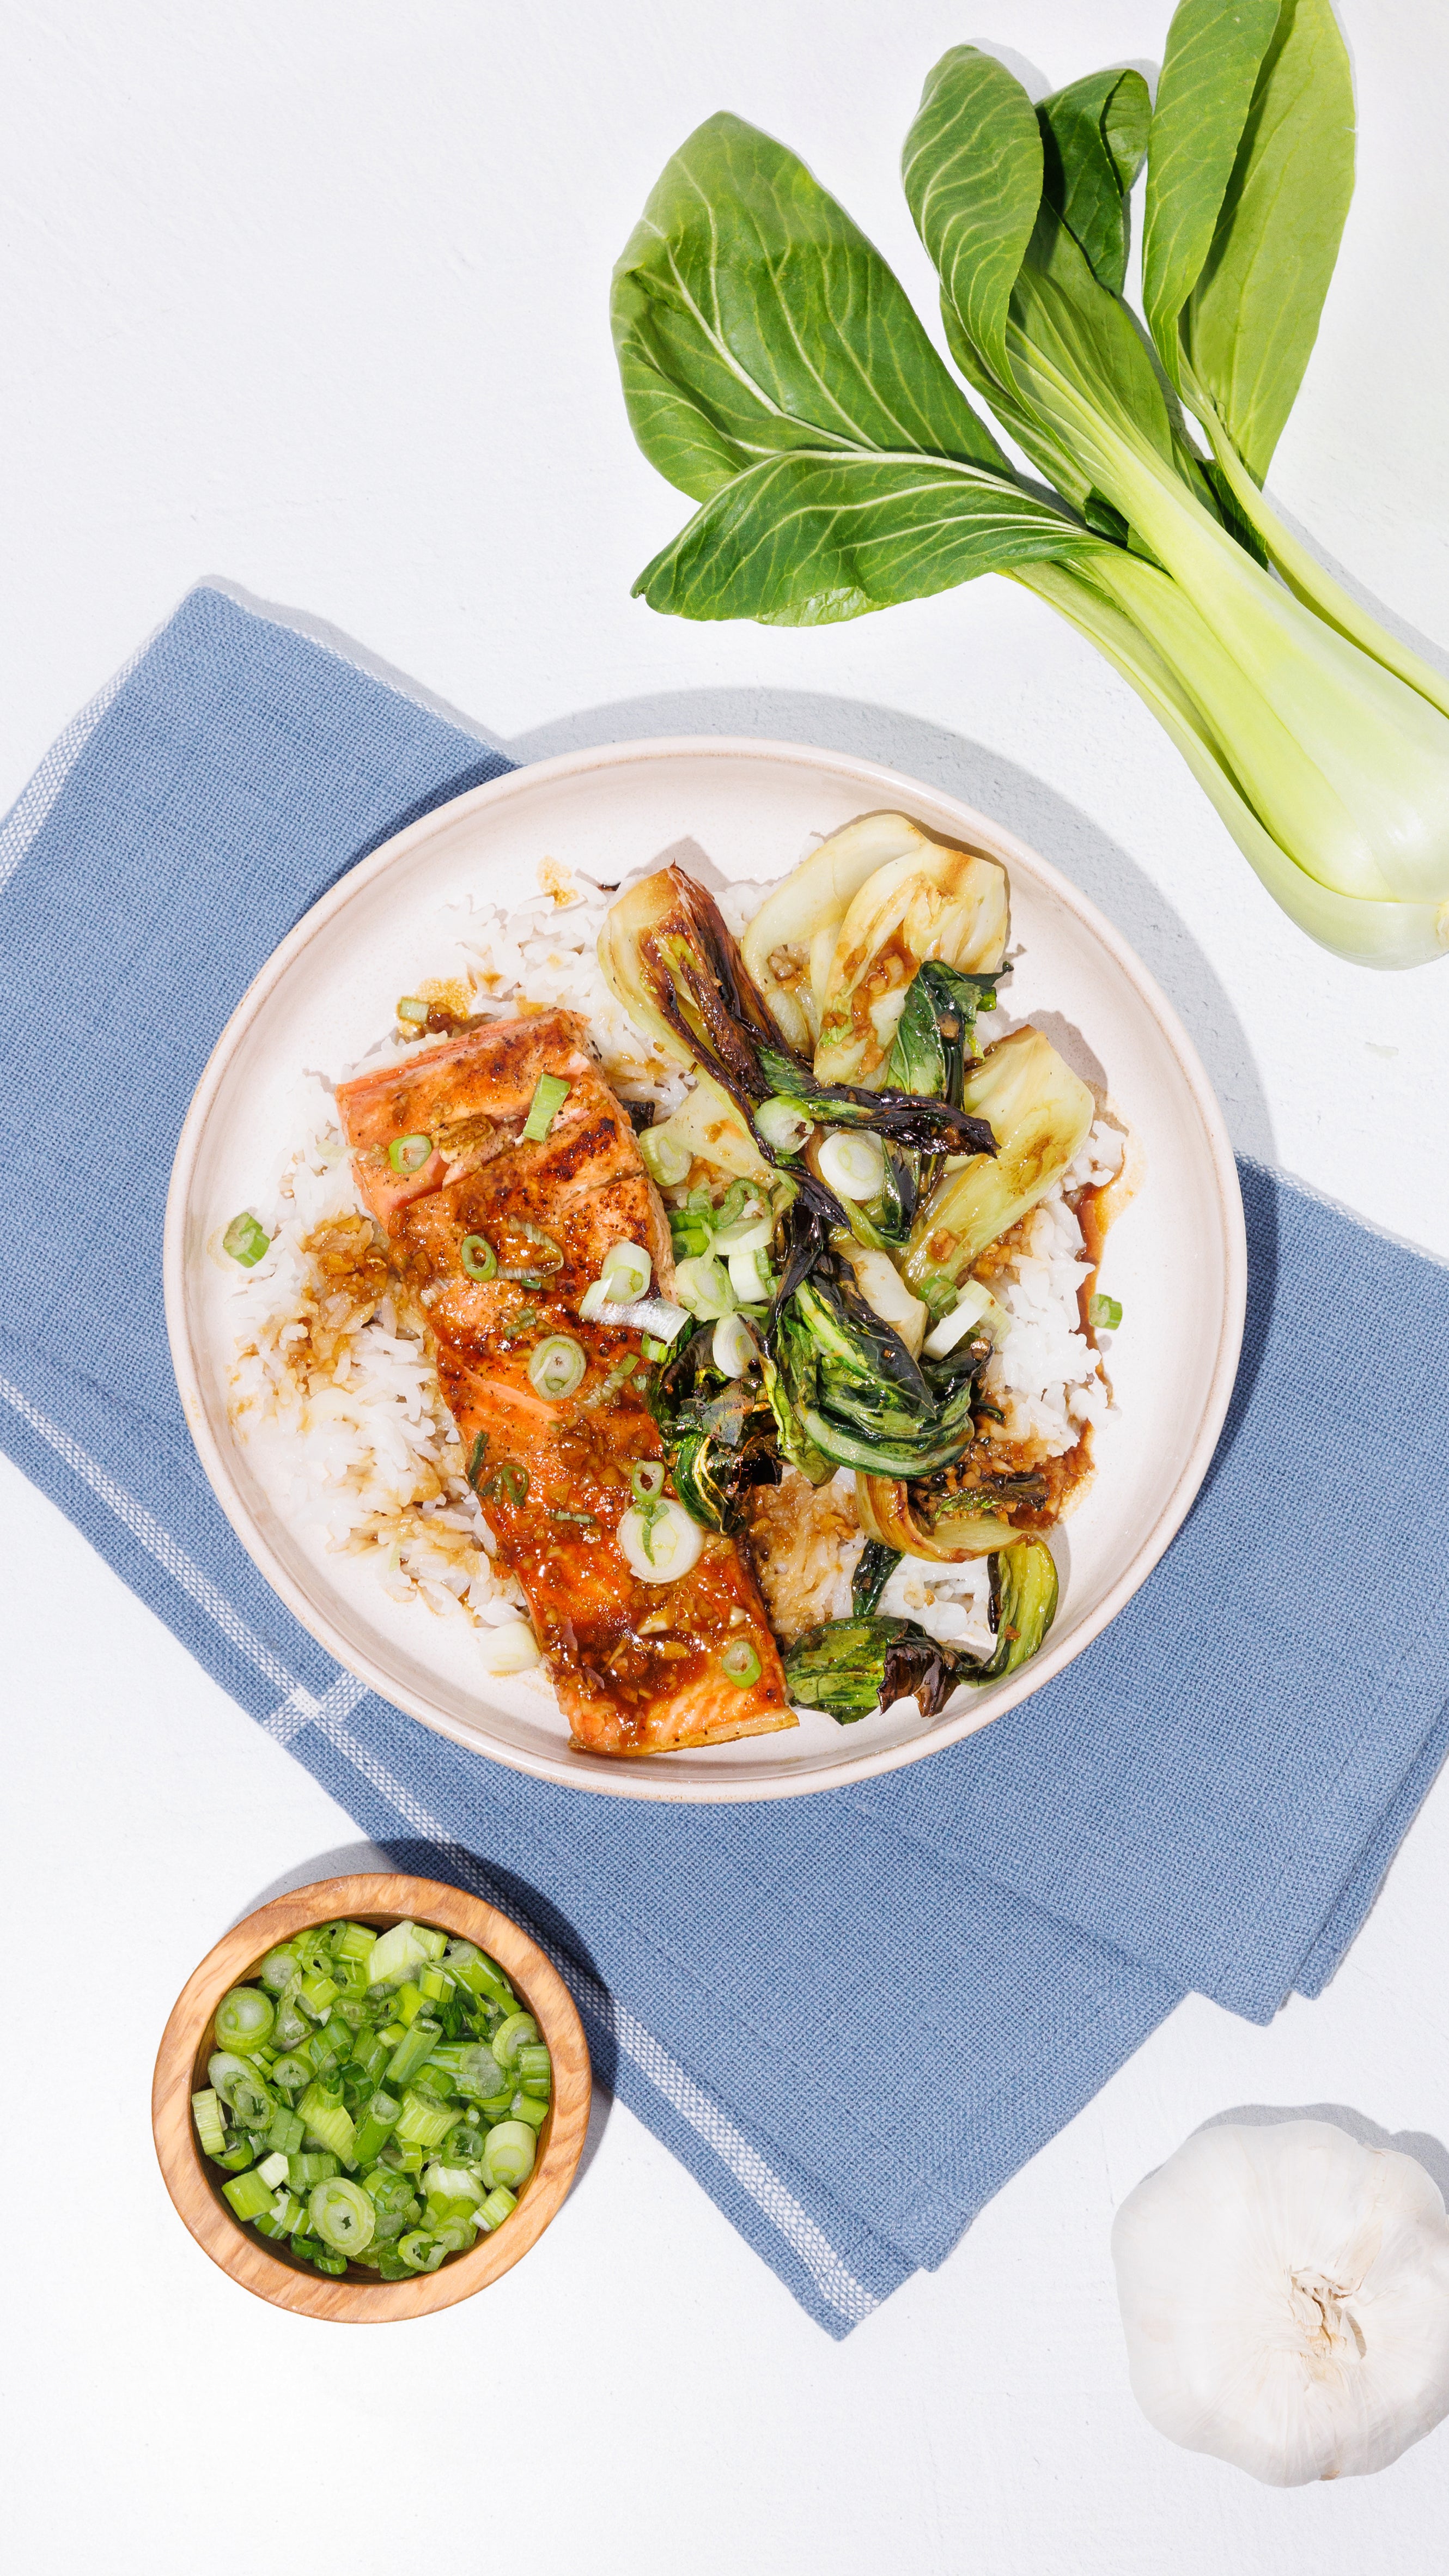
[1196,2099,1449,2204]
[234,1836,617,2186]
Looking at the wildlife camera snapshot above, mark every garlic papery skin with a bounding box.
[1111,2119,1449,2485]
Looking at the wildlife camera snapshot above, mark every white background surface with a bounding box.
[4,3,1449,2568]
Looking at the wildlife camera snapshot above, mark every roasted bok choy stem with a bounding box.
[613,0,1449,968]
[192,1917,551,2280]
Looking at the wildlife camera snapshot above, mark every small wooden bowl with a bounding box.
[153,1872,591,2321]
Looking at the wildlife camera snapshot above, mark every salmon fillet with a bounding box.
[336,1011,794,1757]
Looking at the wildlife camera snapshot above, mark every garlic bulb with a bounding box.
[1111,2119,1449,2484]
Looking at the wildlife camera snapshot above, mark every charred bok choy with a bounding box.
[600,850,1090,1716]
[613,0,1449,968]
[785,1539,1060,1721]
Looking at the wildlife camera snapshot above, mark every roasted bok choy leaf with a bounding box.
[613,5,1449,969]
[600,868,999,1238]
[785,1538,1059,1718]
[648,1322,782,1531]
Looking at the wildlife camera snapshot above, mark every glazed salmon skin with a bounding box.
[336,1011,793,1757]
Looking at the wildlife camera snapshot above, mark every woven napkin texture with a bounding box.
[5,584,1447,2335]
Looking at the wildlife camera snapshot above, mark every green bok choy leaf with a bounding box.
[612,2,1449,969]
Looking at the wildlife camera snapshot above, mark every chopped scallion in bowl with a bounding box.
[192,1912,553,2281]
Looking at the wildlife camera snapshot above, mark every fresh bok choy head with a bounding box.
[612,0,1449,969]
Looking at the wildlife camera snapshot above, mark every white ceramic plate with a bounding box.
[166,738,1245,1802]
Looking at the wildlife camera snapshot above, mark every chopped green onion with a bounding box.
[191,2089,227,2157]
[465,1430,489,1489]
[580,1351,639,1411]
[1088,1292,1123,1331]
[818,1129,886,1201]
[351,2090,401,2167]
[673,1253,737,1321]
[288,2150,339,2192]
[528,1335,587,1400]
[394,2090,460,2151]
[398,2229,448,2274]
[481,1460,529,1506]
[222,2169,276,2223]
[309,2177,375,2255]
[521,1072,571,1142]
[208,2051,275,2130]
[618,1498,705,1584]
[710,1193,772,1255]
[265,2105,305,2157]
[385,2016,441,2087]
[456,2044,507,2100]
[387,1132,434,1175]
[203,1912,551,2280]
[460,1232,497,1281]
[753,1096,814,1155]
[260,2187,303,2236]
[600,1240,652,1303]
[222,1212,270,1267]
[368,1919,428,1988]
[480,2121,537,2192]
[719,1638,763,1689]
[397,995,430,1025]
[638,1125,692,1187]
[516,2043,553,2098]
[492,2013,541,2072]
[712,1310,757,1379]
[297,2083,357,2167]
[630,1460,666,1502]
[641,1336,669,1363]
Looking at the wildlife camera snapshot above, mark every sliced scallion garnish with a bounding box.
[630,1461,666,1502]
[460,1232,497,1280]
[222,1212,270,1267]
[719,1638,763,1688]
[480,1460,529,1507]
[528,1335,587,1400]
[521,1072,571,1143]
[198,1914,550,2279]
[387,1132,433,1175]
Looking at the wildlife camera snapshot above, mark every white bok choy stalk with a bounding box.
[612,0,1449,967]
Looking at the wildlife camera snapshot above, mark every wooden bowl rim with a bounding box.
[152,1872,592,2322]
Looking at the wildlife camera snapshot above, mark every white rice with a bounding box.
[980,1119,1125,1455]
[222,858,1123,1688]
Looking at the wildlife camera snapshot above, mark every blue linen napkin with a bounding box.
[5,582,1448,2334]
